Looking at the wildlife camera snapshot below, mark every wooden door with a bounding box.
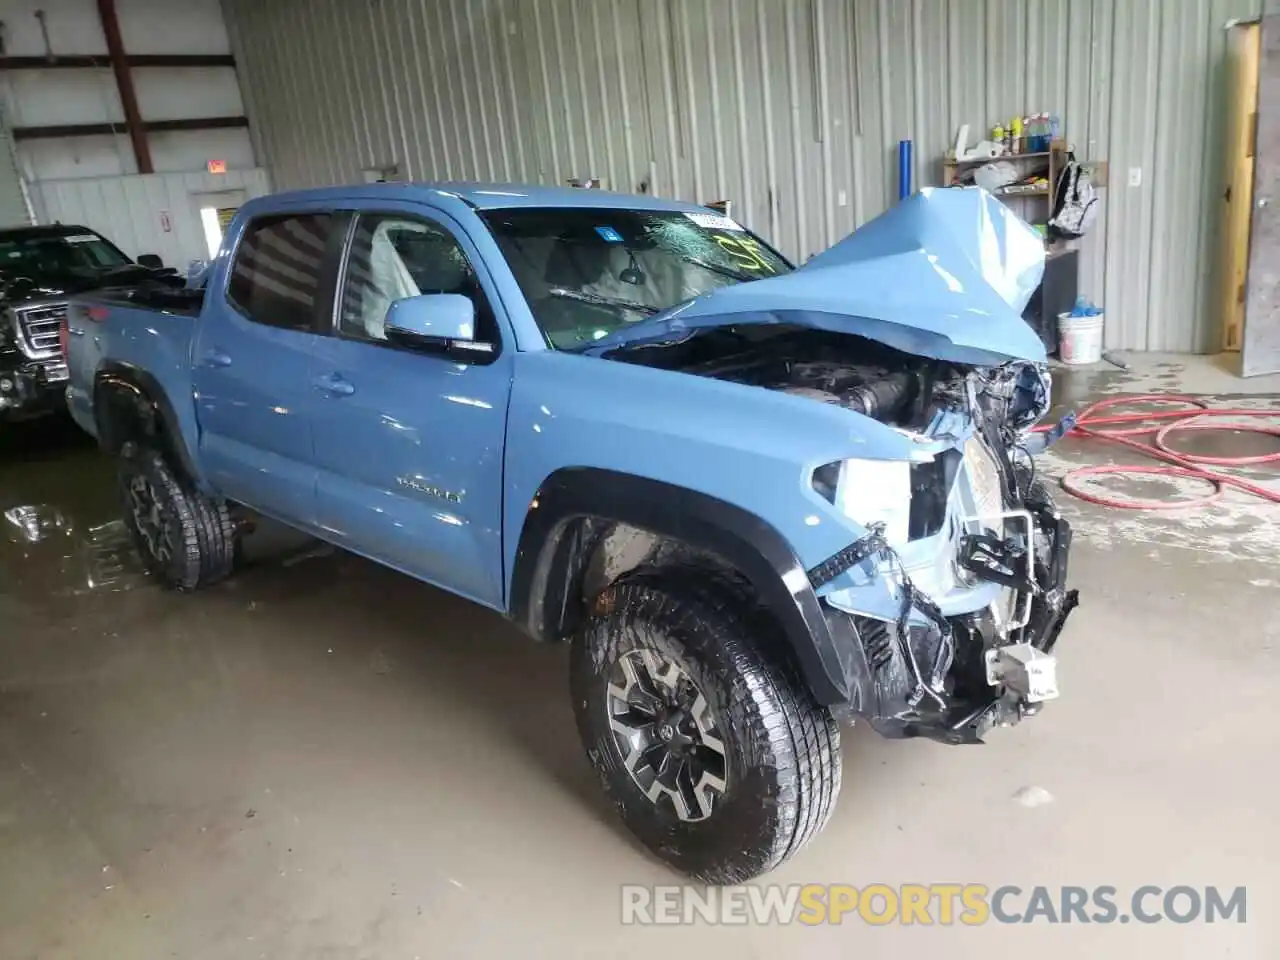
[1220,21,1259,353]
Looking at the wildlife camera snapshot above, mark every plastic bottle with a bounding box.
[1050,114,1061,142]
[1010,116,1023,153]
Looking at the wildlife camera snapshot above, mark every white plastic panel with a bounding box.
[29,167,271,267]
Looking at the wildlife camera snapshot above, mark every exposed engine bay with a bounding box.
[607,324,1051,437]
[609,324,1074,744]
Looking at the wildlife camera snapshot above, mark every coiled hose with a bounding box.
[1034,394,1280,510]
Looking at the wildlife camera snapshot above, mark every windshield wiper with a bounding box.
[547,287,660,316]
[674,254,760,283]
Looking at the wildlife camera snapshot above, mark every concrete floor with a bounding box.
[1,355,1277,958]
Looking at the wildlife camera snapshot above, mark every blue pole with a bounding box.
[898,140,912,200]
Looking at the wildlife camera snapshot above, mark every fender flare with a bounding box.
[508,467,853,705]
[93,361,200,482]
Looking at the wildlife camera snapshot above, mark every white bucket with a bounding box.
[1057,311,1104,365]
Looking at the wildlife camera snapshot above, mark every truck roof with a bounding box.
[247,181,713,215]
[0,223,99,240]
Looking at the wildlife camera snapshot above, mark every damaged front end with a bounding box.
[591,186,1079,742]
[608,323,1081,742]
[809,363,1078,743]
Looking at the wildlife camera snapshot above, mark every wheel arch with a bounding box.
[507,467,851,705]
[93,361,200,483]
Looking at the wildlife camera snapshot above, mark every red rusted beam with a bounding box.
[95,0,152,173]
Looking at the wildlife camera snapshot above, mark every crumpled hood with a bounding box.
[592,186,1048,365]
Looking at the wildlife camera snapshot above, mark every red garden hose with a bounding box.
[1034,394,1280,510]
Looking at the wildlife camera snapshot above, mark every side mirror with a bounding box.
[384,294,493,358]
[137,253,164,269]
[185,259,210,288]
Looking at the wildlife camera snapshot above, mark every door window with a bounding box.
[338,214,498,346]
[227,213,333,330]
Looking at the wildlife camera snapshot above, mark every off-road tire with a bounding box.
[570,571,842,883]
[118,440,236,590]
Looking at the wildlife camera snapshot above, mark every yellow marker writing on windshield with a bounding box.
[714,234,774,273]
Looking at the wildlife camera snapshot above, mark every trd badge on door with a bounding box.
[397,475,464,503]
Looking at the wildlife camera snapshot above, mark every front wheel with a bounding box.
[118,441,236,591]
[570,572,842,883]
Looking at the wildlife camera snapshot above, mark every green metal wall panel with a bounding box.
[224,0,1263,352]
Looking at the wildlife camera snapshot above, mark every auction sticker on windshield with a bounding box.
[685,211,743,231]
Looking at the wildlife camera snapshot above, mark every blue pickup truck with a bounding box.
[65,182,1076,882]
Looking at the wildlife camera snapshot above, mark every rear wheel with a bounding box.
[570,572,842,883]
[118,440,236,590]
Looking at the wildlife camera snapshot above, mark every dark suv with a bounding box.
[0,224,174,421]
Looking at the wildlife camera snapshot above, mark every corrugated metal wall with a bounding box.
[224,0,1262,352]
[0,105,33,227]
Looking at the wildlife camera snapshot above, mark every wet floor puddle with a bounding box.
[2,507,152,597]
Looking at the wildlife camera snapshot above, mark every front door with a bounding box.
[310,208,512,608]
[193,211,339,525]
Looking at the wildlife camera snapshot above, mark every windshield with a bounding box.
[0,231,132,277]
[481,208,791,349]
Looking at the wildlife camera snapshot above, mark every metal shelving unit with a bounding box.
[942,140,1068,218]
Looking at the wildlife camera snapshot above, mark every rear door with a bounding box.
[192,210,344,524]
[309,205,513,608]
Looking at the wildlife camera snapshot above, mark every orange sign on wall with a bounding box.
[207,160,227,174]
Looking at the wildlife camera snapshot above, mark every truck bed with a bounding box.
[84,280,205,317]
[64,290,202,442]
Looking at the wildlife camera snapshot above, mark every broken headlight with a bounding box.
[815,452,960,546]
[812,458,910,547]
[908,457,948,539]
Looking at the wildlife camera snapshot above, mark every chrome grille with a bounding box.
[13,302,68,360]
